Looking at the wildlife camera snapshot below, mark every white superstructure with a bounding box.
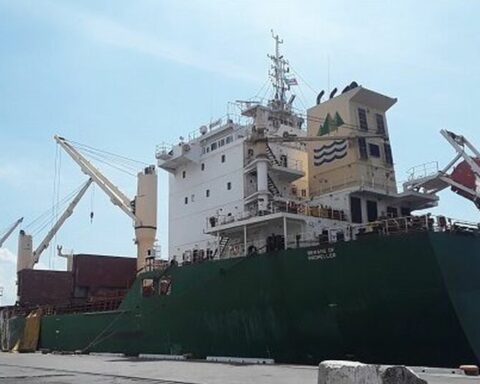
[156,33,446,264]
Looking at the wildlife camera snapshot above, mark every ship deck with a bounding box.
[1,352,478,384]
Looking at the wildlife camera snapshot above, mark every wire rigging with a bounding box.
[69,139,148,166]
[26,181,90,237]
[290,65,318,97]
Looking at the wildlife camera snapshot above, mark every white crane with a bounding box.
[53,136,158,273]
[17,179,93,271]
[0,217,23,248]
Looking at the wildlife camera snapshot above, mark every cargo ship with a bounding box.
[1,33,480,368]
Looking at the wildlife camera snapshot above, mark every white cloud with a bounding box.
[0,248,16,264]
[0,164,20,183]
[0,248,17,306]
[9,0,259,83]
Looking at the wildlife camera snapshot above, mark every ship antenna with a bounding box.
[268,30,296,111]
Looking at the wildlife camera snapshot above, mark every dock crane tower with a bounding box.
[0,217,23,248]
[54,136,158,273]
[17,179,93,271]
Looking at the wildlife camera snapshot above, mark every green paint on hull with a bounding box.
[40,232,480,367]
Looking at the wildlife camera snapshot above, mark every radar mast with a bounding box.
[268,30,296,112]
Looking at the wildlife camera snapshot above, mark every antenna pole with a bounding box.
[269,30,287,109]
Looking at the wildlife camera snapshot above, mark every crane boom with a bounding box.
[0,217,23,247]
[54,135,158,273]
[30,179,93,267]
[54,136,136,221]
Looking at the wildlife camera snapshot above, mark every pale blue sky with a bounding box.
[1,0,479,304]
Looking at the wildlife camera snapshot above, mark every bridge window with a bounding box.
[369,143,380,158]
[376,113,385,134]
[358,137,368,159]
[358,108,368,131]
[384,143,393,165]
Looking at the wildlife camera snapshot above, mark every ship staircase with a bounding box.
[268,174,281,196]
[266,143,281,166]
[214,236,230,258]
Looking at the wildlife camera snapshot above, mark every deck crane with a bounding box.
[0,217,23,248]
[53,136,158,274]
[403,130,480,210]
[17,179,93,271]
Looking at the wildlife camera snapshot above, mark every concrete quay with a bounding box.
[0,352,479,384]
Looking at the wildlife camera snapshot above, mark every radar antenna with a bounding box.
[268,30,296,111]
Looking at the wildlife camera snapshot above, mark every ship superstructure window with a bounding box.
[384,143,393,165]
[369,143,380,158]
[201,163,205,171]
[184,197,188,205]
[221,154,226,163]
[182,170,186,178]
[358,108,368,131]
[227,182,232,190]
[206,136,233,154]
[350,196,362,223]
[367,200,378,222]
[358,137,368,159]
[376,113,385,134]
[206,189,210,197]
[387,206,398,218]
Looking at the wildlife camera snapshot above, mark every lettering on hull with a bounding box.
[307,247,336,261]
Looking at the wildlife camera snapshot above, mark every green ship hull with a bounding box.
[39,231,480,367]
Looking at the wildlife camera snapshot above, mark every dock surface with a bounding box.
[0,352,478,383]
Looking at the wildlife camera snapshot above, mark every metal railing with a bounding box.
[353,215,479,238]
[406,161,439,181]
[202,214,480,263]
[314,176,398,195]
[205,202,348,232]
[43,297,125,315]
[245,155,304,173]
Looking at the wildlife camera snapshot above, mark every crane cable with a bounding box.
[26,182,90,238]
[67,139,149,175]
